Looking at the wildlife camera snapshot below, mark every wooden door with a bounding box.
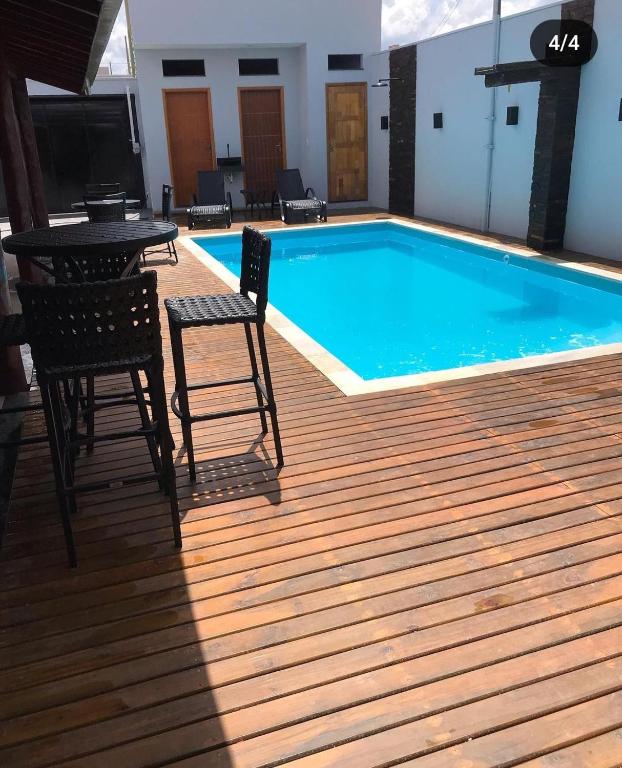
[326,83,368,202]
[238,87,286,195]
[163,89,215,207]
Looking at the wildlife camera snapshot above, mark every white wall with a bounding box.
[366,50,390,210]
[488,8,556,239]
[565,0,622,261]
[129,0,381,51]
[414,4,561,239]
[128,0,382,210]
[415,23,492,231]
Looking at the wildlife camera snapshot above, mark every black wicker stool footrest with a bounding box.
[68,471,161,495]
[182,375,256,392]
[171,390,269,423]
[72,425,158,445]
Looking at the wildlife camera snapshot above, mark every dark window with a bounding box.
[328,54,362,70]
[506,106,520,125]
[238,58,279,76]
[162,59,205,77]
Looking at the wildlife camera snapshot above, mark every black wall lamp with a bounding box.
[433,112,443,129]
[371,77,402,88]
[506,106,519,125]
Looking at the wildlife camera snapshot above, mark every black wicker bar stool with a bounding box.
[52,250,143,454]
[17,271,182,567]
[165,226,284,482]
[0,315,47,449]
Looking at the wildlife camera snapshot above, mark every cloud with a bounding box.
[381,0,555,47]
[103,0,556,71]
[101,6,130,74]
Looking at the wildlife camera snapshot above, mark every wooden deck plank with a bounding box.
[394,694,622,768]
[6,419,622,547]
[3,592,621,749]
[3,216,622,766]
[5,512,622,671]
[163,668,622,768]
[4,552,622,721]
[1,497,621,651]
[7,433,622,583]
[1,485,618,634]
[5,624,622,766]
[514,728,622,767]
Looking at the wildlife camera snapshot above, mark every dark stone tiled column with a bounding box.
[527,66,582,250]
[389,45,417,217]
[563,0,594,25]
[526,0,595,250]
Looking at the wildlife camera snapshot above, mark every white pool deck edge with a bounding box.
[180,218,622,397]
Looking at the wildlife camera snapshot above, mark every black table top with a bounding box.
[2,221,178,258]
[71,199,142,210]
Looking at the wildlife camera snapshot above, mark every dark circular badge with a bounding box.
[530,19,598,67]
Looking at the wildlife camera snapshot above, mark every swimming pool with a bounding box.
[186,221,622,395]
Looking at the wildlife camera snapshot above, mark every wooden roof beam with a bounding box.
[0,11,95,48]
[474,61,547,87]
[1,0,98,33]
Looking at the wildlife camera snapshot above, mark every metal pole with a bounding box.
[482,0,502,232]
[127,85,137,147]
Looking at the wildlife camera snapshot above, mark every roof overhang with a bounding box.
[0,0,123,95]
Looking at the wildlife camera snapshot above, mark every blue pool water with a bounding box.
[194,222,622,381]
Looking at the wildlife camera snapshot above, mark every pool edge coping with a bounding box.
[180,218,622,397]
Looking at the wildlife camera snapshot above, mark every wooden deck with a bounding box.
[3,214,622,766]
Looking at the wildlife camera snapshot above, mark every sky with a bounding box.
[102,0,555,73]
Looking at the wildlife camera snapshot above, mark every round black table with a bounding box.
[71,199,142,211]
[2,221,178,282]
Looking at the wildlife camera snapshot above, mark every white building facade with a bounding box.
[127,0,384,211]
[13,0,622,263]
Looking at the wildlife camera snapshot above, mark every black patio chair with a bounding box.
[143,184,178,264]
[84,196,126,223]
[187,171,232,230]
[16,271,182,567]
[165,226,284,482]
[276,169,327,225]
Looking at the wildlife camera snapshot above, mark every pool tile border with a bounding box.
[181,219,622,397]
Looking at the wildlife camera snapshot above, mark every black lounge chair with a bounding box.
[187,171,232,230]
[276,169,327,225]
